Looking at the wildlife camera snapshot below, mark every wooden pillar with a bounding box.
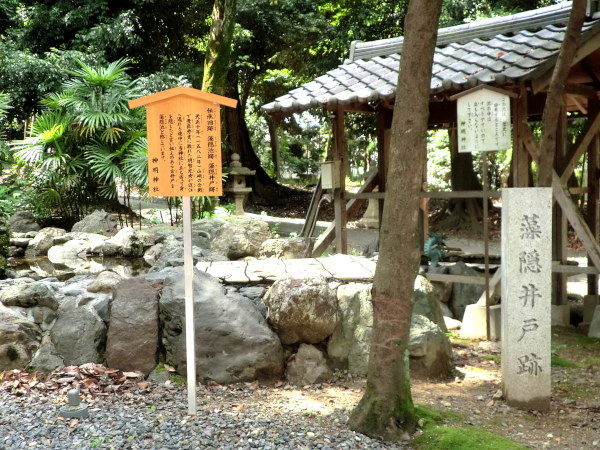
[333,108,347,254]
[587,99,600,295]
[513,91,529,187]
[553,107,568,306]
[376,110,392,228]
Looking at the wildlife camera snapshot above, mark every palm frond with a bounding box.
[41,153,68,171]
[12,140,45,164]
[66,58,131,88]
[39,92,71,111]
[75,111,130,138]
[97,183,118,199]
[99,127,125,144]
[122,138,148,187]
[85,141,122,183]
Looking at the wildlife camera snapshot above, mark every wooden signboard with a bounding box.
[129,87,237,416]
[129,86,237,196]
[453,85,514,153]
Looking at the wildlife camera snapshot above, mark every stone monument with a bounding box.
[501,187,552,411]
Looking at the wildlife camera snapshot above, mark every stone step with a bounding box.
[196,254,376,283]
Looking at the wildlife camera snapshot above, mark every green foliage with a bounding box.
[0,181,25,220]
[0,92,12,170]
[551,356,579,368]
[89,436,110,448]
[414,404,463,427]
[10,58,147,222]
[412,425,527,449]
[413,405,524,450]
[427,130,452,191]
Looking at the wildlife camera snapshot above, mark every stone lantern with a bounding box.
[223,153,256,215]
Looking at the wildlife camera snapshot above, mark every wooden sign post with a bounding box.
[129,87,237,415]
[450,85,516,340]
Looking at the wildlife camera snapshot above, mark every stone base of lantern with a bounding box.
[224,188,252,215]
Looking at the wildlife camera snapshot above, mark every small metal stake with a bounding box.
[59,389,89,419]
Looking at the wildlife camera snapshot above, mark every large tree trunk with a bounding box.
[224,79,295,204]
[347,0,443,441]
[202,0,237,96]
[267,117,281,180]
[537,0,586,186]
[439,127,484,230]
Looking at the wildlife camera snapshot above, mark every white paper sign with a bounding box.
[457,88,511,152]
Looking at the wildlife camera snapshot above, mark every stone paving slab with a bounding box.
[195,255,376,283]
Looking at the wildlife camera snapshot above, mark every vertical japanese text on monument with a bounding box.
[515,212,544,376]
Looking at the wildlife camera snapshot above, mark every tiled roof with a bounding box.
[263,2,600,117]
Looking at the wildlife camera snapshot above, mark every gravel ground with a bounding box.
[0,380,406,450]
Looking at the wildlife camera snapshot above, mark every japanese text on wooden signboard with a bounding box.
[146,99,221,197]
[457,88,511,153]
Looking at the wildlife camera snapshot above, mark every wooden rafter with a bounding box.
[521,125,600,270]
[560,107,600,184]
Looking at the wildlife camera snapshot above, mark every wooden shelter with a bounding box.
[263,2,600,303]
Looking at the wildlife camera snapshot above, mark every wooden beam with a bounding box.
[521,125,600,270]
[332,108,347,254]
[344,192,386,200]
[560,108,600,184]
[513,91,530,187]
[552,261,599,274]
[587,99,600,295]
[312,170,379,257]
[569,94,588,114]
[420,190,502,199]
[475,268,502,306]
[565,83,599,99]
[425,273,486,285]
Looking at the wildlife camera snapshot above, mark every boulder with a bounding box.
[148,234,212,271]
[105,278,159,376]
[71,210,118,236]
[144,243,164,266]
[211,216,271,259]
[192,218,226,246]
[0,282,59,311]
[263,274,338,345]
[0,220,10,278]
[448,261,485,320]
[53,232,108,253]
[326,286,453,379]
[286,344,332,385]
[409,314,453,379]
[101,227,145,257]
[239,286,268,318]
[0,306,41,370]
[8,211,40,233]
[24,227,67,257]
[78,292,111,322]
[87,270,124,293]
[29,339,64,372]
[50,307,106,365]
[159,269,283,384]
[47,240,89,266]
[413,275,448,333]
[9,236,32,248]
[327,283,373,375]
[259,238,310,259]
